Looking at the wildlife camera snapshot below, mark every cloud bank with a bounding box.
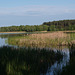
[0,5,75,16]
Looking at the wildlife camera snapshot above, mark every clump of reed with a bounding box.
[0,46,63,75]
[8,31,75,47]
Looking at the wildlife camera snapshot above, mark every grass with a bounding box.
[7,31,75,47]
[0,46,63,75]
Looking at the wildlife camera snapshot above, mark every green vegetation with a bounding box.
[43,20,75,31]
[0,19,75,75]
[0,20,75,32]
[0,46,63,75]
[7,32,75,47]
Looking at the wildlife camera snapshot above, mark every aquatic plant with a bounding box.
[8,31,75,47]
[0,46,63,75]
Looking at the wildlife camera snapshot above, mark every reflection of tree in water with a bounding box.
[0,46,63,75]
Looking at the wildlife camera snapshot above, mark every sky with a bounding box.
[0,0,75,27]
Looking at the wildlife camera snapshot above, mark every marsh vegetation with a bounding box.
[0,46,63,75]
[0,31,75,75]
[7,31,75,47]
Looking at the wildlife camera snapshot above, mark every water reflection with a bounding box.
[0,38,8,47]
[60,45,75,75]
[46,48,70,75]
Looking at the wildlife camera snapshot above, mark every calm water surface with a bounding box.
[0,33,70,75]
[0,37,8,47]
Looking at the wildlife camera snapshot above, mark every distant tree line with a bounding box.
[0,20,75,32]
[0,25,48,32]
[43,20,75,31]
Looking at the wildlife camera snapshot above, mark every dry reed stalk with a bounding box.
[30,31,67,40]
[15,31,69,46]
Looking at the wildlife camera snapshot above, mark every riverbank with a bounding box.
[0,31,26,33]
[0,30,75,33]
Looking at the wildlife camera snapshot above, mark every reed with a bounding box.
[8,31,75,47]
[0,46,63,75]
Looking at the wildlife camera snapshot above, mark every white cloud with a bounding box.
[0,5,75,16]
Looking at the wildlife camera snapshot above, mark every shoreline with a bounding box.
[0,30,75,33]
[0,31,26,33]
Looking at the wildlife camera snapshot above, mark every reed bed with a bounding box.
[8,31,75,47]
[0,46,63,75]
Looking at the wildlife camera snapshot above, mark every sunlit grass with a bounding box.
[7,31,75,47]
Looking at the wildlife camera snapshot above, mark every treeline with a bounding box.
[0,25,48,32]
[0,20,75,32]
[43,20,75,31]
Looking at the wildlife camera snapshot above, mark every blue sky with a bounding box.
[0,0,75,27]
